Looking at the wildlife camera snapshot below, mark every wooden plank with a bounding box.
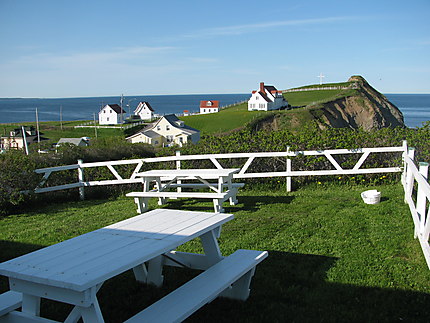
[233,167,402,178]
[34,183,81,193]
[0,291,22,316]
[124,249,268,323]
[126,191,227,199]
[0,311,59,323]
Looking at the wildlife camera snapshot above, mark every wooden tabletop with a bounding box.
[0,209,233,292]
[135,168,240,179]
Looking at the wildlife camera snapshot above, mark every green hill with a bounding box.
[181,81,357,135]
[181,76,404,135]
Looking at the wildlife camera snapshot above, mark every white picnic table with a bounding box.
[0,209,267,323]
[127,168,243,213]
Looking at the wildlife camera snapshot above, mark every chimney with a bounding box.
[259,82,265,93]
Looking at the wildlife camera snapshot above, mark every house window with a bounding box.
[256,96,259,100]
[104,110,106,113]
[203,109,206,113]
[179,137,183,143]
[166,125,170,131]
[157,126,161,131]
[107,117,110,122]
[154,140,159,145]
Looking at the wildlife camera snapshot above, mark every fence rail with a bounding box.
[32,144,406,196]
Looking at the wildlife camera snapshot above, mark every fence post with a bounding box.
[286,158,292,192]
[405,147,415,204]
[401,140,408,188]
[77,159,85,200]
[417,162,429,234]
[176,151,181,195]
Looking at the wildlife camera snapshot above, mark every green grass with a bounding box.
[180,103,267,136]
[283,89,356,107]
[1,183,430,322]
[1,120,126,143]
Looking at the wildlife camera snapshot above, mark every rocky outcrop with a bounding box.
[316,76,405,130]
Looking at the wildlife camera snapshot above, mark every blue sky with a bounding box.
[0,0,429,97]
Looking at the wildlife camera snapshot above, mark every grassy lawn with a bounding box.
[181,103,267,136]
[1,120,126,143]
[283,89,356,107]
[1,183,430,322]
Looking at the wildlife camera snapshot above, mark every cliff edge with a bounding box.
[315,76,405,130]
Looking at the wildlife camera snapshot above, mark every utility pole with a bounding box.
[21,126,29,155]
[60,105,63,130]
[93,113,98,139]
[35,108,41,151]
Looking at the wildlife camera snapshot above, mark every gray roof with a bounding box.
[57,138,88,146]
[162,114,199,134]
[142,130,160,138]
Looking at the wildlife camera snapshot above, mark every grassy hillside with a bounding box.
[181,84,355,135]
[180,103,267,136]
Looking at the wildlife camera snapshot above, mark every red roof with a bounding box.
[200,100,219,108]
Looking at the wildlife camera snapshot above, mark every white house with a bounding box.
[98,104,126,125]
[134,101,154,120]
[248,82,288,111]
[200,100,219,114]
[126,114,200,147]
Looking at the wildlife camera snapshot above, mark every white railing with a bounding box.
[33,143,406,198]
[402,143,430,268]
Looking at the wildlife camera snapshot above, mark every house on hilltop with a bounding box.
[98,104,126,125]
[134,101,154,120]
[200,100,219,114]
[126,114,200,147]
[248,82,288,111]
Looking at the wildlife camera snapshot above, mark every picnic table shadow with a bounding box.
[2,241,430,322]
[161,195,295,213]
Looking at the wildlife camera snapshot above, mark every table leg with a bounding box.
[200,229,223,266]
[21,294,40,316]
[79,297,104,323]
[146,255,164,287]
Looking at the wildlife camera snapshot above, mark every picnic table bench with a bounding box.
[0,209,267,323]
[128,168,243,213]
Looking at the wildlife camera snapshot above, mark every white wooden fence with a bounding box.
[33,143,406,197]
[402,143,430,268]
[30,141,430,268]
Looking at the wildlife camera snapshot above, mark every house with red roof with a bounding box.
[200,100,219,114]
[247,82,288,111]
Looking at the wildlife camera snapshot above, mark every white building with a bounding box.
[98,104,126,125]
[200,100,219,114]
[248,82,288,111]
[134,101,154,120]
[126,114,200,147]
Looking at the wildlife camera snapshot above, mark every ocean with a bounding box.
[0,93,429,128]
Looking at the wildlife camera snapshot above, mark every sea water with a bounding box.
[0,93,429,128]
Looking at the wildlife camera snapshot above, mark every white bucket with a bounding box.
[361,190,381,204]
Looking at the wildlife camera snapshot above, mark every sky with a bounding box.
[0,0,429,98]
